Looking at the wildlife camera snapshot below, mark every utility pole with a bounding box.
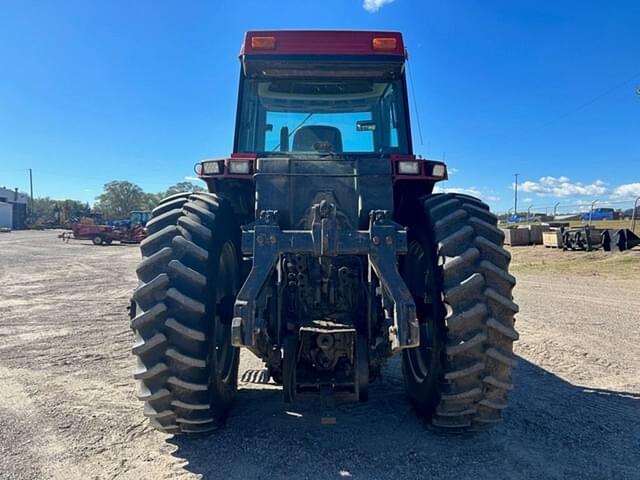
[29,168,34,219]
[514,173,519,216]
[588,199,598,226]
[632,196,640,233]
[527,204,534,223]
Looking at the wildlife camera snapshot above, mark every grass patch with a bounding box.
[509,246,640,278]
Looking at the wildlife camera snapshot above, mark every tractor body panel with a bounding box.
[255,156,393,229]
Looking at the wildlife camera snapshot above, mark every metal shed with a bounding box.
[0,202,12,229]
[0,187,28,229]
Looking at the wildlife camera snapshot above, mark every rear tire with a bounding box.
[402,193,519,430]
[92,235,103,245]
[131,192,241,434]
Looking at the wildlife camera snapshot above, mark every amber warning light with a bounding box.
[251,36,277,50]
[372,37,398,51]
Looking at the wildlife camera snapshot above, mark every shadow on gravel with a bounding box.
[168,356,640,480]
[75,243,137,248]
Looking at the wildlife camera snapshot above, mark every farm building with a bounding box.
[0,187,29,229]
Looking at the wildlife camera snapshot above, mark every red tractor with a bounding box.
[61,210,150,245]
[131,31,518,434]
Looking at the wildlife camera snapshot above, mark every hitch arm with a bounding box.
[231,222,280,347]
[232,207,419,352]
[368,215,419,352]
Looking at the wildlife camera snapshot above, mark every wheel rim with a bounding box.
[212,241,239,384]
[403,239,441,384]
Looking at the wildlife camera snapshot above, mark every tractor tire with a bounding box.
[131,191,242,434]
[402,193,518,430]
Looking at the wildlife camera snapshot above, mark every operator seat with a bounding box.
[292,125,343,152]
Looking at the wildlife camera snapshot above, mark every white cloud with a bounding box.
[435,186,481,197]
[518,176,607,197]
[363,0,395,12]
[447,167,459,176]
[434,186,500,204]
[610,183,640,199]
[184,176,206,183]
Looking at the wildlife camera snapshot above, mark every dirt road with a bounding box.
[1,231,638,479]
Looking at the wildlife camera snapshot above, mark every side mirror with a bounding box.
[356,120,376,132]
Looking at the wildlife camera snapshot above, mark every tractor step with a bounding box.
[240,369,271,384]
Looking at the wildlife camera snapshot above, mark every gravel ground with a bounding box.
[1,230,638,480]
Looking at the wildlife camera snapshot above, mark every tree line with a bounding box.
[31,180,204,225]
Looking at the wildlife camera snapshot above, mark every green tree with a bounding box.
[142,192,163,211]
[31,197,56,224]
[31,197,91,225]
[60,199,91,221]
[95,181,147,219]
[164,181,205,197]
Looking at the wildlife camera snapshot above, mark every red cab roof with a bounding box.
[241,30,405,58]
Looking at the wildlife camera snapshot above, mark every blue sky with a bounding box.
[0,0,639,212]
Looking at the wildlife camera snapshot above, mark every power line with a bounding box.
[530,71,640,132]
[406,58,424,146]
[427,71,640,164]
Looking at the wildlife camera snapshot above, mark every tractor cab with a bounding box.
[235,31,412,157]
[198,31,447,229]
[129,210,151,227]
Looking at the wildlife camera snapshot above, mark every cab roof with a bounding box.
[240,31,406,79]
[241,30,405,58]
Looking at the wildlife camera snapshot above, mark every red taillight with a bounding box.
[251,36,276,50]
[372,37,398,51]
